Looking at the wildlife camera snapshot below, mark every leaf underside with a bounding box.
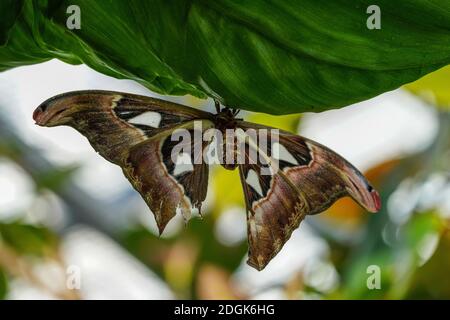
[1,0,450,114]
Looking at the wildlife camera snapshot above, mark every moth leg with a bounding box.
[214,99,221,113]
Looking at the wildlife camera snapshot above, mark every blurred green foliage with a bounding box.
[0,221,58,257]
[32,166,78,192]
[405,65,450,110]
[0,268,7,299]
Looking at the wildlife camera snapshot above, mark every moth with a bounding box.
[33,90,380,270]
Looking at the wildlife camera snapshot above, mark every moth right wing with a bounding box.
[237,146,305,271]
[235,122,380,270]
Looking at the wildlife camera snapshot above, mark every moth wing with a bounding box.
[237,148,305,271]
[236,122,380,270]
[123,120,214,234]
[35,91,214,234]
[34,90,213,164]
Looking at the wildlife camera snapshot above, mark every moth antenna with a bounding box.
[214,99,221,113]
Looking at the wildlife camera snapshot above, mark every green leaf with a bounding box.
[0,221,59,257]
[1,1,450,114]
[32,165,78,192]
[0,0,24,46]
[404,65,450,110]
[0,268,8,300]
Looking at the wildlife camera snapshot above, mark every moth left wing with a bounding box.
[33,90,213,164]
[123,121,213,234]
[33,90,214,234]
[235,122,380,270]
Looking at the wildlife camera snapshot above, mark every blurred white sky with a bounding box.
[0,59,440,299]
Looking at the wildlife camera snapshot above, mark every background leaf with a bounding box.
[0,268,7,299]
[0,0,24,46]
[404,65,450,110]
[1,0,450,114]
[0,221,59,257]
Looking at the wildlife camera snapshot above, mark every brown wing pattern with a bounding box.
[33,90,213,234]
[123,123,212,234]
[236,122,380,270]
[33,90,212,164]
[238,158,307,271]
